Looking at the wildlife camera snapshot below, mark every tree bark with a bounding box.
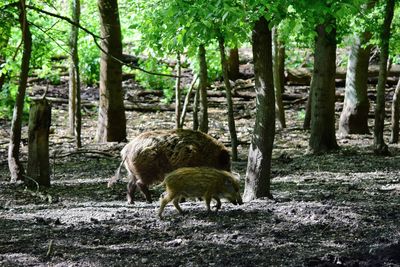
[339,32,371,137]
[0,72,6,92]
[308,22,339,153]
[180,74,198,127]
[227,47,240,81]
[303,78,313,130]
[272,27,286,129]
[374,0,394,155]
[8,0,32,182]
[218,35,238,161]
[68,0,82,147]
[192,85,200,131]
[243,17,275,201]
[95,0,126,142]
[390,78,400,143]
[26,99,51,188]
[198,44,209,133]
[0,19,10,92]
[175,52,182,129]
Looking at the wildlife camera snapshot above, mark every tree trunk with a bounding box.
[390,78,400,143]
[180,74,198,127]
[218,35,238,161]
[227,47,240,81]
[26,99,51,188]
[308,22,339,153]
[374,0,394,155]
[192,85,200,131]
[198,44,209,133]
[339,32,371,137]
[96,0,126,142]
[175,52,182,129]
[68,0,82,147]
[0,22,10,92]
[0,72,6,92]
[8,0,32,182]
[272,27,286,129]
[243,17,275,201]
[303,79,313,130]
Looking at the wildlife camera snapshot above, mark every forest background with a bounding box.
[0,0,400,266]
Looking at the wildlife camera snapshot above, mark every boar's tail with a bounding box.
[108,154,128,188]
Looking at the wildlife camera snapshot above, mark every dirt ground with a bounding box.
[1,71,400,266]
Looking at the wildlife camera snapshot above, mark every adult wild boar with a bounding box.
[108,129,231,203]
[158,167,243,218]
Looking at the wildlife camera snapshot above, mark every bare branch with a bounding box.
[25,4,189,79]
[26,4,102,39]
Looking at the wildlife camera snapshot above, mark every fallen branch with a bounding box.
[53,149,116,159]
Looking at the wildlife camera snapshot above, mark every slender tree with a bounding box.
[193,85,200,131]
[175,52,182,129]
[390,78,400,143]
[374,0,394,155]
[8,0,32,182]
[272,27,286,129]
[244,16,275,201]
[218,35,238,161]
[96,0,126,142]
[227,47,240,81]
[339,32,372,137]
[68,0,82,147]
[303,77,313,130]
[198,44,209,133]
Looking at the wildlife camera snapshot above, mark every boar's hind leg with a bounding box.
[127,178,137,204]
[136,180,152,203]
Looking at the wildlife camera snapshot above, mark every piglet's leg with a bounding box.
[213,197,222,211]
[172,197,184,214]
[204,194,212,212]
[158,194,171,219]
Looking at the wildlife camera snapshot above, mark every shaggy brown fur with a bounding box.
[108,129,231,203]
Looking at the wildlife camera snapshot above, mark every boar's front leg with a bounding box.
[213,197,222,211]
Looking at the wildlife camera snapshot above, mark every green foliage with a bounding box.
[132,0,251,84]
[36,64,61,85]
[78,35,99,85]
[189,42,222,81]
[0,82,30,120]
[135,58,175,102]
[297,109,306,121]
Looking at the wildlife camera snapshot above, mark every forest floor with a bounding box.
[0,61,400,266]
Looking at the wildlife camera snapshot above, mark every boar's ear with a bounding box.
[219,150,231,171]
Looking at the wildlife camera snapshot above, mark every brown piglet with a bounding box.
[158,167,243,218]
